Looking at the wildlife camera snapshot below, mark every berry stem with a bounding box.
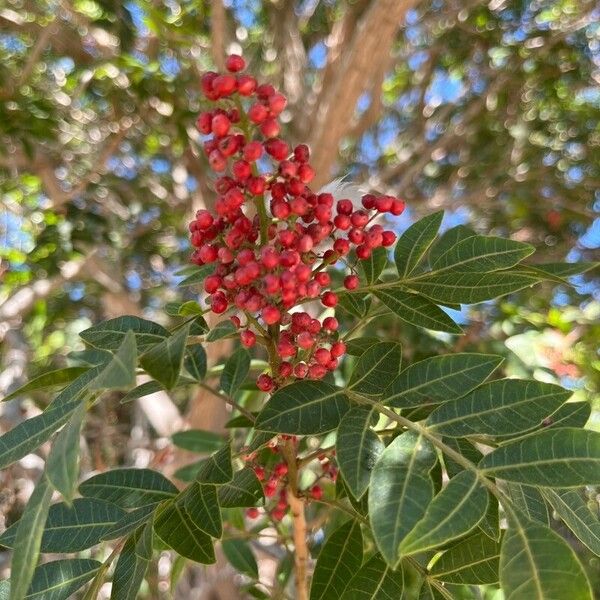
[281,438,309,600]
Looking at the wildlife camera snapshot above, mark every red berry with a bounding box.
[211,292,228,314]
[248,103,268,123]
[310,485,323,500]
[260,118,280,138]
[308,364,326,379]
[382,231,396,246]
[243,141,264,161]
[212,74,237,96]
[294,362,308,378]
[322,317,338,331]
[262,305,281,325]
[314,348,331,366]
[294,144,310,162]
[237,75,257,96]
[204,274,221,294]
[337,199,353,215]
[344,275,360,290]
[265,139,290,161]
[268,93,287,114]
[279,362,293,377]
[297,332,315,349]
[390,199,406,215]
[272,508,286,521]
[240,330,256,347]
[211,113,231,137]
[330,341,346,358]
[257,373,275,392]
[274,463,288,477]
[225,54,245,72]
[246,507,260,519]
[322,291,338,307]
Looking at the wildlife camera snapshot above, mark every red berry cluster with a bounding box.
[243,437,337,520]
[189,54,405,387]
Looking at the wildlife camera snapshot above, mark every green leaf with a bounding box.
[255,381,350,435]
[418,580,446,600]
[373,289,462,333]
[168,300,204,316]
[348,342,402,397]
[369,431,437,566]
[383,353,503,409]
[394,211,443,277]
[222,539,259,578]
[1,367,89,403]
[500,521,592,599]
[218,468,264,508]
[406,271,540,304]
[173,461,204,482]
[184,345,207,381]
[0,367,100,469]
[543,401,590,429]
[80,316,169,352]
[427,235,534,274]
[345,338,381,357]
[247,430,276,453]
[177,264,215,287]
[46,403,86,502]
[0,498,125,553]
[225,413,257,428]
[182,483,222,538]
[543,489,600,556]
[399,471,488,555]
[340,554,404,600]
[360,246,388,284]
[9,476,52,600]
[336,407,384,500]
[67,348,111,367]
[189,315,209,335]
[525,262,599,278]
[506,484,549,524]
[111,523,153,600]
[171,429,224,453]
[428,225,476,267]
[310,520,363,600]
[25,559,101,600]
[206,320,236,342]
[427,379,571,437]
[479,494,501,541]
[154,501,215,564]
[101,504,157,540]
[220,347,251,395]
[479,428,600,487]
[120,380,163,404]
[442,438,483,479]
[79,468,178,508]
[195,444,233,484]
[140,323,190,390]
[429,532,500,584]
[338,293,370,319]
[89,330,137,390]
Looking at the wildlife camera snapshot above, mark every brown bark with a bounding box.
[308,0,419,187]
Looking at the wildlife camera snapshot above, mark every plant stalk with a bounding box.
[282,438,309,600]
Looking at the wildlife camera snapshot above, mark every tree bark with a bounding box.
[308,0,418,187]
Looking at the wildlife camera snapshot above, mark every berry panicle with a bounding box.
[189,53,406,389]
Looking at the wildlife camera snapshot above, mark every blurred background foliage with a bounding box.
[0,0,599,597]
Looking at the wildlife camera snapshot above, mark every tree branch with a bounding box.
[308,0,419,187]
[210,0,227,71]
